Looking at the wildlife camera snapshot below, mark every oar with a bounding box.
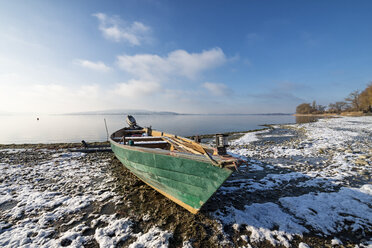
[162,137,189,153]
[171,137,220,166]
[165,137,203,154]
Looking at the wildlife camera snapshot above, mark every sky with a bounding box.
[0,0,371,114]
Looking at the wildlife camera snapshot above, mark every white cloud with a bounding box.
[114,80,161,98]
[117,47,227,81]
[93,13,151,45]
[0,47,234,114]
[0,73,108,113]
[76,84,101,98]
[75,59,111,72]
[202,82,232,96]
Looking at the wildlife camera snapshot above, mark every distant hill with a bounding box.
[64,109,180,115]
[64,110,294,116]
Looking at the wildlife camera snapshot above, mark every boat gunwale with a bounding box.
[110,137,221,164]
[109,128,236,166]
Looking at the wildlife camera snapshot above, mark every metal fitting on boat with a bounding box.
[216,133,228,155]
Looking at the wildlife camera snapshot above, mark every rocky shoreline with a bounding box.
[1,116,371,247]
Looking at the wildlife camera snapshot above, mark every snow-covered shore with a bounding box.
[220,116,372,247]
[0,116,371,247]
[0,151,172,247]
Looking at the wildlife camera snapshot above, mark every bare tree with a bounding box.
[296,103,312,114]
[317,105,326,112]
[312,101,316,112]
[328,101,348,113]
[345,90,361,111]
[359,83,372,112]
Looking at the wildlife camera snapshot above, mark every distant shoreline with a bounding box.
[293,113,337,117]
[294,112,371,117]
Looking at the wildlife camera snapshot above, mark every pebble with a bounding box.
[354,159,368,166]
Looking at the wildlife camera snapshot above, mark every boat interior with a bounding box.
[111,127,216,156]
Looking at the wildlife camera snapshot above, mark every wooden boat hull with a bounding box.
[110,141,233,213]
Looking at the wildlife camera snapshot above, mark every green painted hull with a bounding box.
[110,141,233,213]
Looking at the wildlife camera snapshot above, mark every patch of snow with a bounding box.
[331,237,343,246]
[231,130,269,145]
[57,224,91,248]
[280,185,372,235]
[298,242,310,248]
[220,171,309,194]
[182,240,194,248]
[215,202,307,247]
[142,214,151,222]
[230,117,372,183]
[94,215,133,248]
[0,148,27,154]
[248,163,264,171]
[240,235,249,243]
[360,184,372,195]
[0,219,55,247]
[0,193,13,205]
[129,227,172,248]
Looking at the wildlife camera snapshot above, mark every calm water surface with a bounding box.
[0,114,300,144]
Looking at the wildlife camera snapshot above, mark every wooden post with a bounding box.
[104,119,109,141]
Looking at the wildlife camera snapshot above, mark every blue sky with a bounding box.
[0,0,371,114]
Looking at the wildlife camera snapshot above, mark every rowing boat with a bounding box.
[109,116,241,214]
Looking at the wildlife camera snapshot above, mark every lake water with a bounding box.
[0,114,312,144]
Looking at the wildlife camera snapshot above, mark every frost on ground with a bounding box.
[0,149,172,247]
[0,116,371,248]
[214,116,371,247]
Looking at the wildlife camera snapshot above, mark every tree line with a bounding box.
[296,82,372,114]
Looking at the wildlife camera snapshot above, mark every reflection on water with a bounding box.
[0,114,299,144]
[295,116,324,124]
[296,116,319,123]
